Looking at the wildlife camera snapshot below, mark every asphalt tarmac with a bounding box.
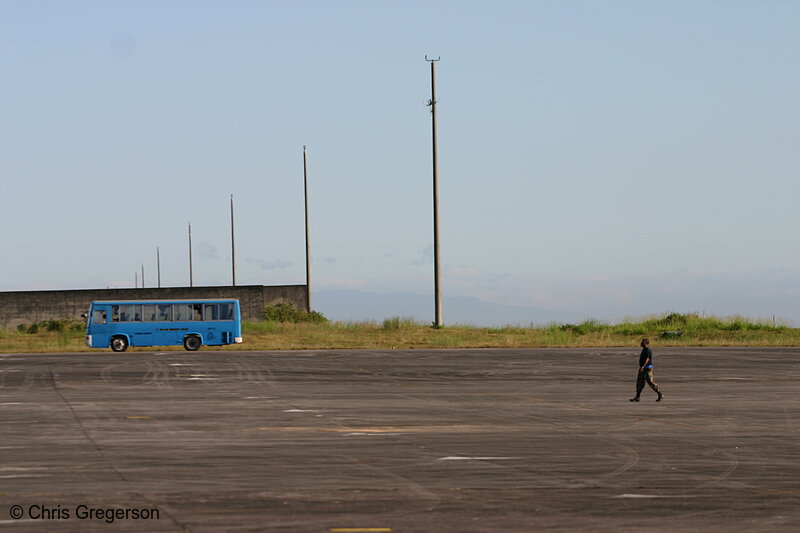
[1,347,798,532]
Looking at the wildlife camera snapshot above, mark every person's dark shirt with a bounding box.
[639,346,653,368]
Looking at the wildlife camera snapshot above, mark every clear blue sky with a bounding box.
[2,1,800,324]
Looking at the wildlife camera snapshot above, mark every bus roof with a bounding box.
[91,299,239,304]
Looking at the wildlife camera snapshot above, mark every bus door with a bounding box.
[88,304,112,347]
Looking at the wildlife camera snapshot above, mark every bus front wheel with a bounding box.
[110,337,129,352]
[183,335,202,351]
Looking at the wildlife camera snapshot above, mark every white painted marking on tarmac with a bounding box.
[283,409,321,413]
[438,456,517,461]
[170,363,192,366]
[242,396,273,399]
[0,402,23,405]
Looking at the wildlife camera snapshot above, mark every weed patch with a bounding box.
[382,316,419,330]
[264,304,328,324]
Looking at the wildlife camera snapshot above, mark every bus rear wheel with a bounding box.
[110,336,128,352]
[183,335,202,351]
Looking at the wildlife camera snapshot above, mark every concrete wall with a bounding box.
[0,285,307,329]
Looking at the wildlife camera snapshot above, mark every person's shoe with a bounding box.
[656,392,663,402]
[629,397,640,402]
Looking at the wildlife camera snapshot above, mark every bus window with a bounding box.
[119,304,142,322]
[192,304,202,321]
[143,304,158,322]
[157,304,172,321]
[173,304,192,321]
[204,303,219,320]
[112,306,120,322]
[92,309,107,324]
[203,302,234,320]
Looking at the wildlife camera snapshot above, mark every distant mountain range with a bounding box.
[313,289,564,327]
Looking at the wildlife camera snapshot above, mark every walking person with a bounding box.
[630,338,663,402]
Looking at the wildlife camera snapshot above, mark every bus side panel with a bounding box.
[125,323,187,347]
[203,327,235,346]
[89,332,112,349]
[125,323,150,348]
[154,322,193,346]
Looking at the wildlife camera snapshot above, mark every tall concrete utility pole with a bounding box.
[188,222,194,287]
[426,56,443,328]
[157,247,161,288]
[141,264,145,289]
[303,146,312,313]
[230,194,237,287]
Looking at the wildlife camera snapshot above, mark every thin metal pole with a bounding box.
[188,222,194,287]
[230,194,236,287]
[141,264,145,289]
[427,56,443,327]
[303,146,311,313]
[135,271,138,289]
[157,247,161,288]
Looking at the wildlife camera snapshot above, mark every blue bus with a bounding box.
[85,299,242,352]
